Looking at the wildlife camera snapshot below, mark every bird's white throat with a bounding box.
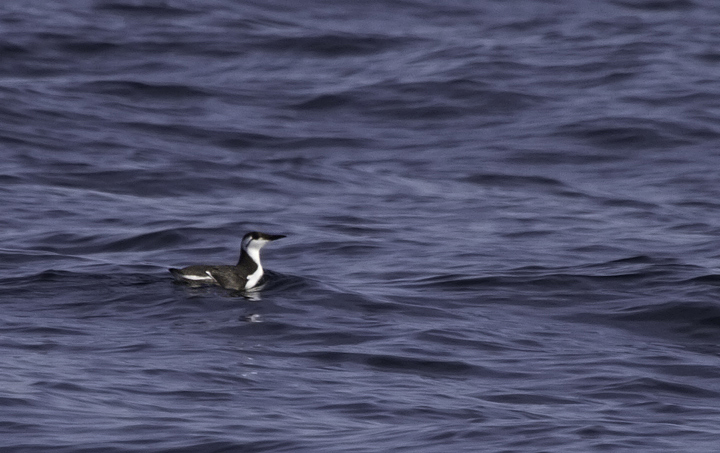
[244,240,266,267]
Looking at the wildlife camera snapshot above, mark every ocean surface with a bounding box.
[2,0,720,451]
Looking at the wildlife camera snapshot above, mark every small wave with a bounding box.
[292,93,352,111]
[257,270,308,293]
[556,117,703,149]
[567,298,720,348]
[29,228,187,255]
[427,272,656,292]
[686,274,720,285]
[587,376,720,400]
[76,80,212,100]
[291,78,542,120]
[258,33,407,56]
[461,172,567,189]
[403,257,704,315]
[0,269,163,291]
[365,354,479,376]
[302,350,484,378]
[56,40,119,54]
[95,1,199,17]
[104,229,186,253]
[612,301,720,326]
[610,0,695,11]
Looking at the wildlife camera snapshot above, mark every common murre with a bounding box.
[169,231,285,290]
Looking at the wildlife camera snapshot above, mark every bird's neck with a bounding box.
[237,246,262,270]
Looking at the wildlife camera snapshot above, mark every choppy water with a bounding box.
[2,0,720,451]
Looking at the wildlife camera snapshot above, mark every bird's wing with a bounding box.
[208,269,246,291]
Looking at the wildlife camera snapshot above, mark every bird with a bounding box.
[169,231,285,291]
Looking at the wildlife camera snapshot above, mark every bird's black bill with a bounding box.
[265,234,286,241]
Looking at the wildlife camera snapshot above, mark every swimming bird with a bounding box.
[169,231,285,291]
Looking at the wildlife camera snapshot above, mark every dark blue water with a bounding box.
[2,0,720,451]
